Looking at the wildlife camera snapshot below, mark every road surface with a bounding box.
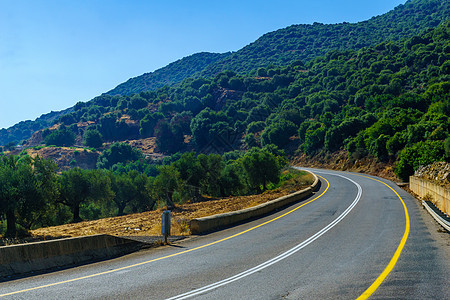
[1,169,448,299]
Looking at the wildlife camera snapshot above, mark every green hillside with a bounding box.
[1,16,449,237]
[107,0,449,95]
[1,0,448,147]
[30,20,450,180]
[0,108,73,148]
[107,52,230,96]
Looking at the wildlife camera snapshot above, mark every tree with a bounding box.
[109,172,136,216]
[0,155,57,237]
[58,168,112,222]
[261,119,297,148]
[395,140,445,181]
[140,112,164,137]
[190,108,232,149]
[219,162,245,196]
[83,129,103,148]
[301,123,326,155]
[128,170,155,212]
[155,119,184,154]
[44,126,76,147]
[173,152,204,201]
[197,154,225,196]
[153,165,180,209]
[239,148,283,193]
[17,156,59,230]
[445,137,450,162]
[171,111,193,135]
[97,142,143,169]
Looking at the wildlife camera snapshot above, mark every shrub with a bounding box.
[83,129,103,148]
[395,140,445,181]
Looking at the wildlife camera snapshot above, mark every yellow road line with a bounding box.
[0,177,330,298]
[356,175,410,300]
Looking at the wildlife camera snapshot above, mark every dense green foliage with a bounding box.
[0,148,286,236]
[96,142,143,169]
[0,155,58,237]
[19,20,450,182]
[43,125,76,147]
[1,0,448,147]
[1,1,450,237]
[108,0,449,96]
[107,52,229,96]
[83,129,103,148]
[0,108,73,147]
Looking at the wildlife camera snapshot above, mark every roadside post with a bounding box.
[161,210,171,244]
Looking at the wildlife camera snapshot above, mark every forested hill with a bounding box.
[1,20,449,237]
[0,108,73,148]
[1,0,448,146]
[106,52,230,96]
[12,20,449,182]
[106,0,449,95]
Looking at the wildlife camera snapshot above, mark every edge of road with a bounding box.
[0,169,320,281]
[422,200,450,232]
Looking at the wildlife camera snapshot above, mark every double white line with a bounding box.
[168,172,362,299]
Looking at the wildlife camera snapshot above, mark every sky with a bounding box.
[0,0,406,130]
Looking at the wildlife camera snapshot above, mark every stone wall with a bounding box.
[410,176,449,216]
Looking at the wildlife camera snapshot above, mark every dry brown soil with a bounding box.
[28,172,314,240]
[291,150,399,182]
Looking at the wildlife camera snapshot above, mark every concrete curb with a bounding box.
[422,200,450,232]
[0,234,143,280]
[190,170,319,234]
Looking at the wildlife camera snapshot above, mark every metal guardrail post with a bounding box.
[161,210,171,244]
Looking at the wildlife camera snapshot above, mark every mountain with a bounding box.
[0,108,73,147]
[2,19,448,235]
[18,20,450,180]
[107,52,230,96]
[1,0,449,146]
[106,0,449,95]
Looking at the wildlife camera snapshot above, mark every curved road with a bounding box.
[1,169,448,299]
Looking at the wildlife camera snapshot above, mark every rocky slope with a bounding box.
[414,162,450,187]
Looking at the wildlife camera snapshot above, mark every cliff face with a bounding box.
[414,162,450,187]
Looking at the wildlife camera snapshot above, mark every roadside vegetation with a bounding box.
[24,21,449,182]
[1,0,448,146]
[0,9,449,238]
[0,146,290,238]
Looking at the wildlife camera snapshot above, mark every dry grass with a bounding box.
[29,171,314,239]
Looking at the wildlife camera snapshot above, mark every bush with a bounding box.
[239,147,284,193]
[44,126,76,147]
[395,140,445,181]
[97,142,143,169]
[83,129,103,148]
[261,120,297,148]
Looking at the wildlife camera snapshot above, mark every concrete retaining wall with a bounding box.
[190,170,319,234]
[410,176,449,216]
[0,234,143,279]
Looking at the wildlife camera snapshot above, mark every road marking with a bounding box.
[0,175,330,298]
[167,173,362,299]
[356,175,410,300]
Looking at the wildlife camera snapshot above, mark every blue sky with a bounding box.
[0,0,406,129]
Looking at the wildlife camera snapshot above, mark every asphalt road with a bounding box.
[1,169,448,299]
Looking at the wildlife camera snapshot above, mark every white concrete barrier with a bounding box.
[0,234,143,279]
[190,170,319,234]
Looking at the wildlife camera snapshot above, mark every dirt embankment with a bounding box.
[291,150,398,182]
[25,147,99,171]
[24,172,315,241]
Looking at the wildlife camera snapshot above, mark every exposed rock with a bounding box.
[414,162,450,187]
